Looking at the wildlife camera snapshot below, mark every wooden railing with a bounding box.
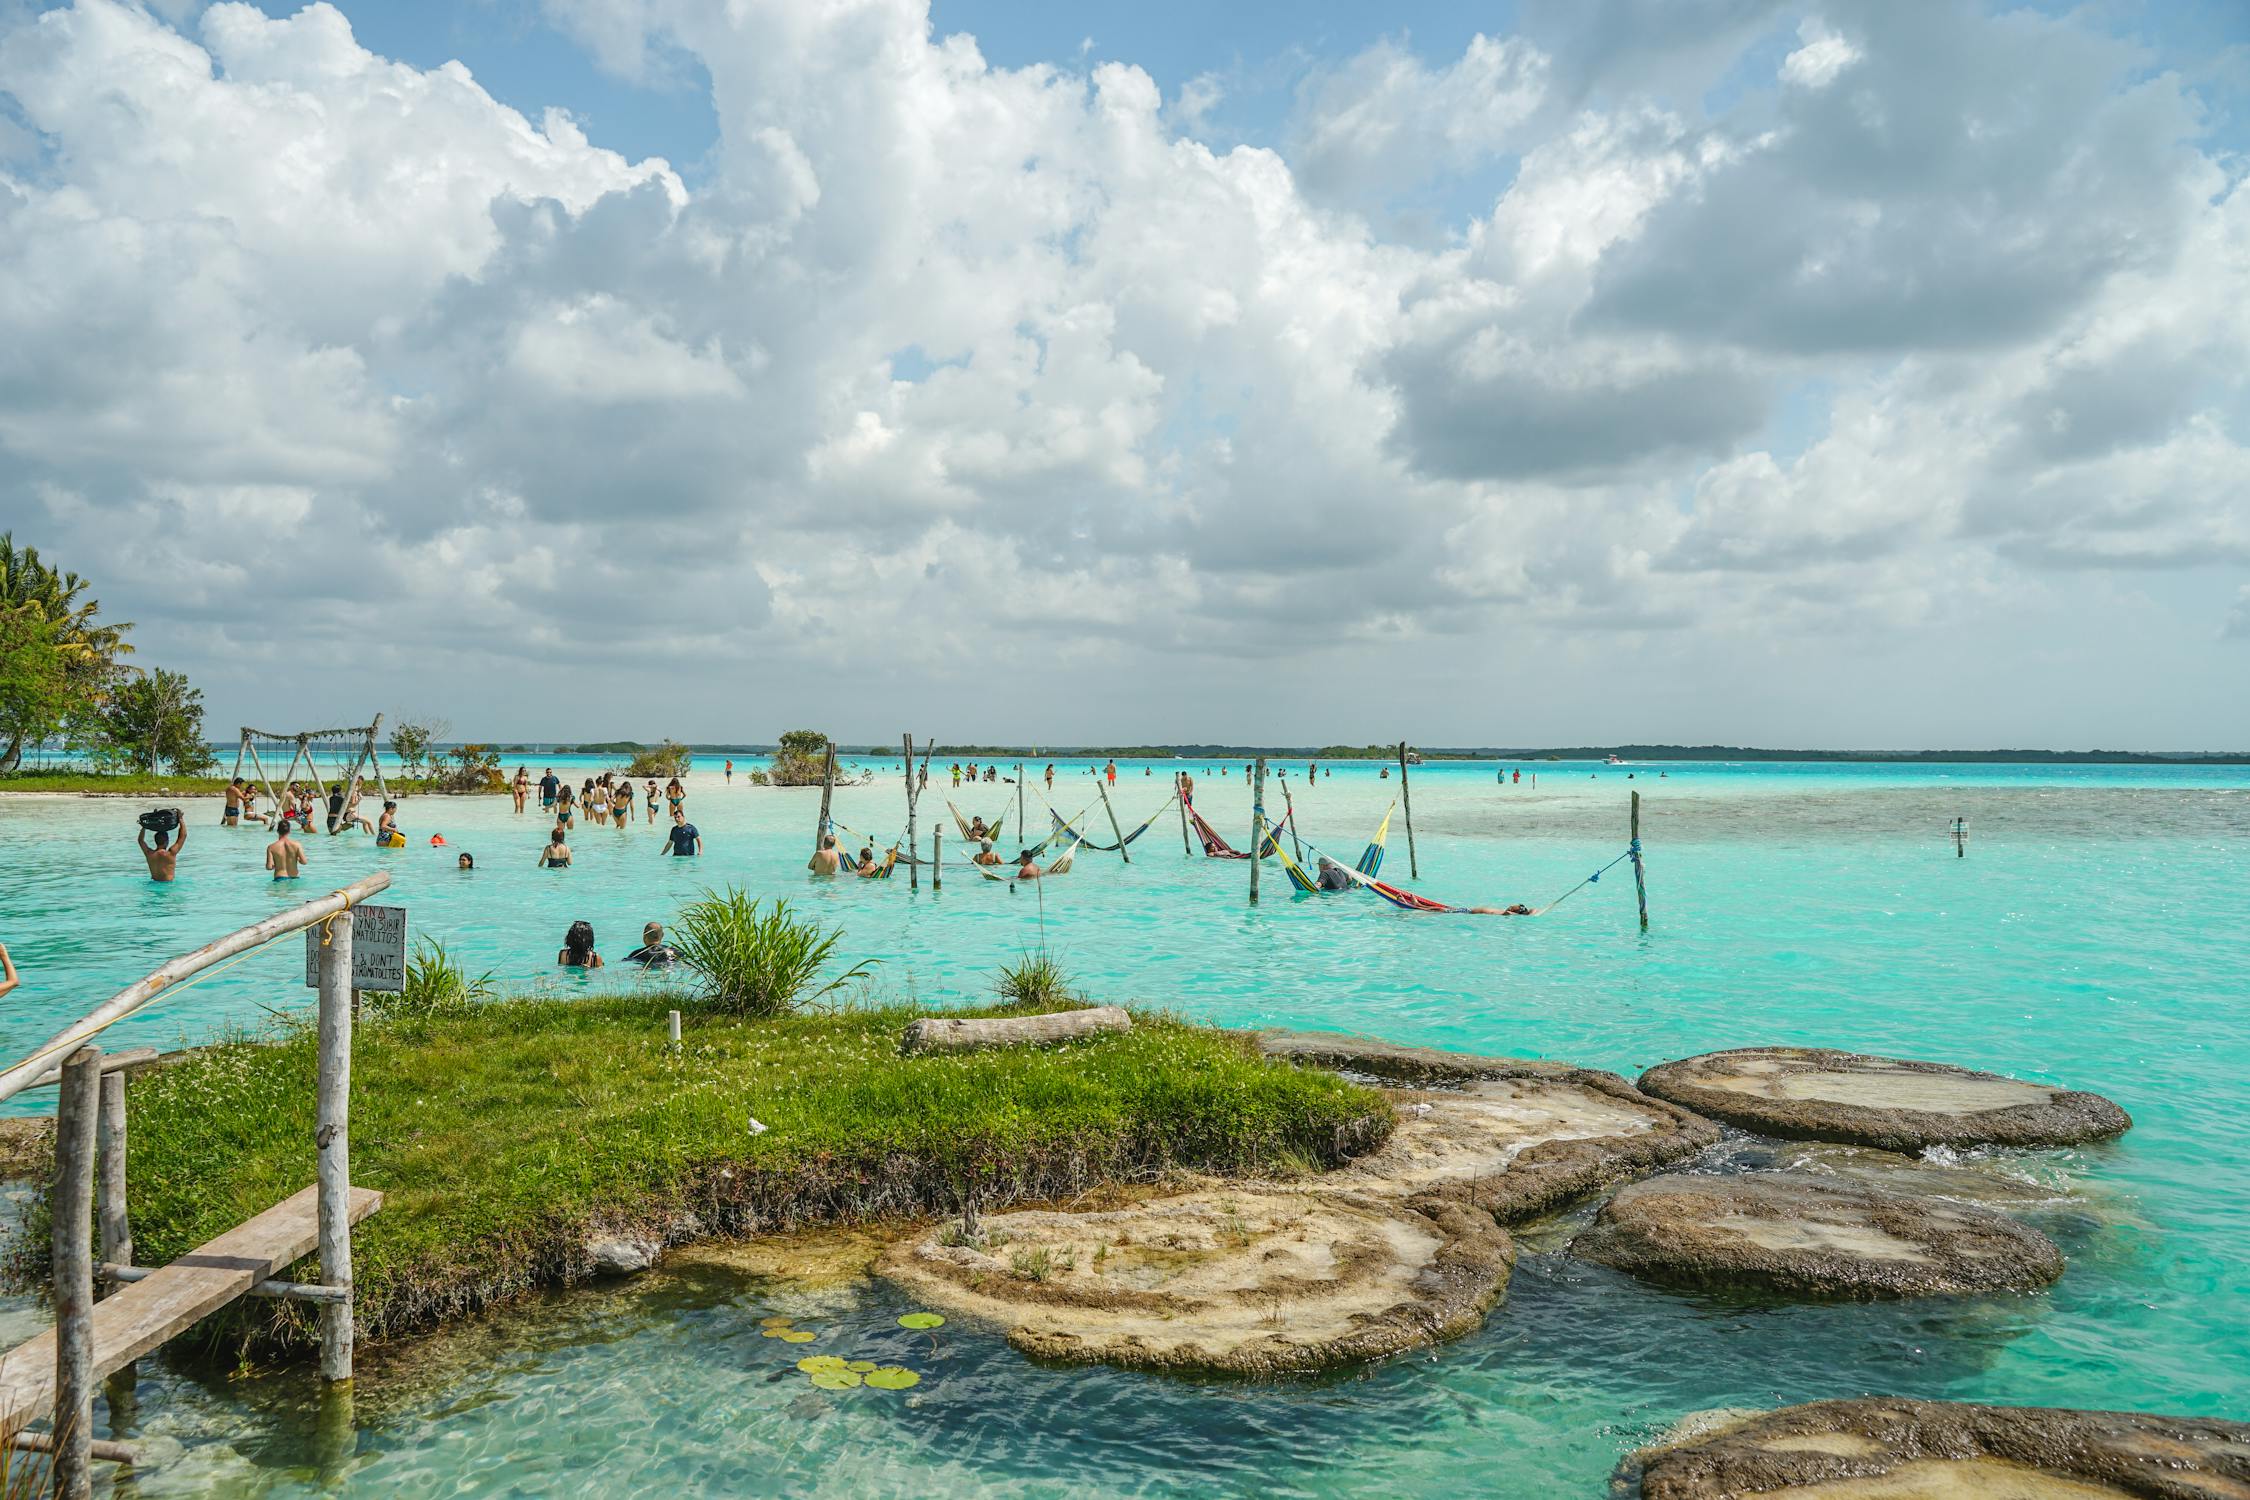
[0,872,391,1496]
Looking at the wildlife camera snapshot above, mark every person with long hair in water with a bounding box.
[558,920,602,968]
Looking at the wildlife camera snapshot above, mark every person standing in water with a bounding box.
[137,811,187,882]
[662,810,701,857]
[539,826,572,868]
[558,922,602,969]
[512,766,530,814]
[539,768,558,812]
[808,834,843,875]
[265,822,307,880]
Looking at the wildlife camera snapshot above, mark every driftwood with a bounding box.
[900,1007,1131,1055]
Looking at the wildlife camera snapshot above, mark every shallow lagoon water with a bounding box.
[1,758,2246,1494]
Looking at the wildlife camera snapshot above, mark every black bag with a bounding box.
[138,807,181,834]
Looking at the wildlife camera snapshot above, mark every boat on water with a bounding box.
[1605,754,1625,765]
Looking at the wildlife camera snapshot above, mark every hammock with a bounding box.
[978,836,1082,881]
[946,801,1007,843]
[1184,798,1288,860]
[1275,836,1458,911]
[1357,800,1397,876]
[1053,794,1175,851]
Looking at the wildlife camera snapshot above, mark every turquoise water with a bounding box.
[1,759,2247,1494]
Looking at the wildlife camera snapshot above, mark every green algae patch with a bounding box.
[111,995,1387,1357]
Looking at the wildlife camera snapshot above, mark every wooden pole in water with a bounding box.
[932,825,942,891]
[903,734,919,892]
[1095,776,1131,864]
[315,910,355,1383]
[1176,773,1194,855]
[815,740,836,851]
[1282,781,1305,865]
[1249,757,1267,904]
[1630,790,1649,931]
[1954,817,1967,857]
[1398,741,1419,879]
[53,1044,100,1500]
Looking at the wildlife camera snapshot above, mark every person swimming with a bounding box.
[539,828,572,868]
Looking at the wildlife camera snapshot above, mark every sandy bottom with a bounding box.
[1338,1077,1658,1196]
[879,1185,1507,1373]
[1707,1067,2053,1115]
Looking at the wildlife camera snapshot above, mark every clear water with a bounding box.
[1,758,2246,1495]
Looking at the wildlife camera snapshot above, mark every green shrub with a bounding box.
[670,889,873,1017]
[996,951,1076,1009]
[625,739,692,778]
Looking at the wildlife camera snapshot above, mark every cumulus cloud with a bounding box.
[0,0,2244,745]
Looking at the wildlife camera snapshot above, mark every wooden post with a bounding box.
[365,714,389,803]
[53,1044,101,1500]
[1630,791,1649,931]
[1176,773,1193,855]
[1954,817,1967,857]
[1017,763,1024,850]
[315,911,355,1383]
[1095,776,1131,864]
[97,1068,137,1406]
[1398,741,1419,879]
[1282,781,1306,865]
[815,740,836,850]
[1248,757,1266,904]
[903,734,919,892]
[230,730,247,785]
[932,825,942,891]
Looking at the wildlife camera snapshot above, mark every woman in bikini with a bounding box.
[612,779,634,828]
[511,766,530,814]
[556,783,576,830]
[558,920,601,967]
[586,777,607,827]
[665,778,685,820]
[540,827,572,868]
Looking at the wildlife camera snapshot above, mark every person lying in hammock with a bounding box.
[1464,904,1535,916]
[853,846,880,875]
[967,815,989,840]
[1315,856,1353,892]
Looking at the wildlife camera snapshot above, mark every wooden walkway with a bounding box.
[0,1184,381,1432]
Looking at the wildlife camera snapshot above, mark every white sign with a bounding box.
[303,903,408,992]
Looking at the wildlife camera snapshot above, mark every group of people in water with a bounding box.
[524,767,702,866]
[132,776,414,884]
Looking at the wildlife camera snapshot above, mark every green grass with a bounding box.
[116,994,1388,1354]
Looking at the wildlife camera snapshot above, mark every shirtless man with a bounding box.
[807,834,843,875]
[972,839,1003,866]
[1013,849,1046,880]
[265,823,308,880]
[222,777,247,826]
[137,811,186,882]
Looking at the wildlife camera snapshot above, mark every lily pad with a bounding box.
[846,1360,877,1373]
[779,1330,817,1344]
[864,1367,921,1391]
[810,1370,863,1390]
[796,1356,848,1374]
[897,1312,946,1330]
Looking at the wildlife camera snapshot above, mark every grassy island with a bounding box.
[115,993,1388,1353]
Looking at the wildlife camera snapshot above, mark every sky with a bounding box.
[1,0,2246,750]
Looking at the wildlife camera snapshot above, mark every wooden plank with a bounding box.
[0,1184,381,1432]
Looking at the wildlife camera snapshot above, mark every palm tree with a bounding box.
[0,533,135,771]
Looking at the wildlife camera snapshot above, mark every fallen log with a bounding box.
[900,1007,1131,1055]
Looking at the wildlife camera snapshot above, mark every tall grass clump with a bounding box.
[369,938,496,1023]
[671,889,873,1017]
[996,951,1076,1009]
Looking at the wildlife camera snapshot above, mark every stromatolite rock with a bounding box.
[1573,1172,2064,1298]
[1614,1398,2250,1499]
[879,1185,1511,1374]
[1262,1032,1720,1223]
[1638,1047,2130,1152]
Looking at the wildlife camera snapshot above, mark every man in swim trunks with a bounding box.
[662,811,701,857]
[265,823,307,879]
[138,811,186,882]
[223,777,246,826]
[808,834,843,875]
[539,769,558,810]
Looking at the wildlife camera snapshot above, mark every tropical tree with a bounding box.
[769,729,832,786]
[388,714,450,780]
[0,606,72,766]
[0,533,135,771]
[100,669,215,775]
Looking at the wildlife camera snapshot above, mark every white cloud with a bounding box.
[1,0,2245,745]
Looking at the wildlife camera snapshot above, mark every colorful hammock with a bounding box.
[977,836,1082,881]
[1356,800,1397,876]
[1055,794,1175,851]
[946,801,1007,842]
[1273,836,1458,911]
[1184,798,1289,860]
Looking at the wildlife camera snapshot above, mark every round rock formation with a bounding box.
[1616,1398,2250,1499]
[1572,1172,2064,1298]
[1262,1032,1720,1223]
[878,1185,1511,1374]
[1638,1047,2130,1152]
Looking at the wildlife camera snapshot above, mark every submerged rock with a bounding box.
[879,1184,1511,1375]
[1261,1032,1720,1224]
[587,1238,662,1276]
[1615,1398,2250,1499]
[1637,1047,2130,1152]
[1573,1172,2064,1298]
